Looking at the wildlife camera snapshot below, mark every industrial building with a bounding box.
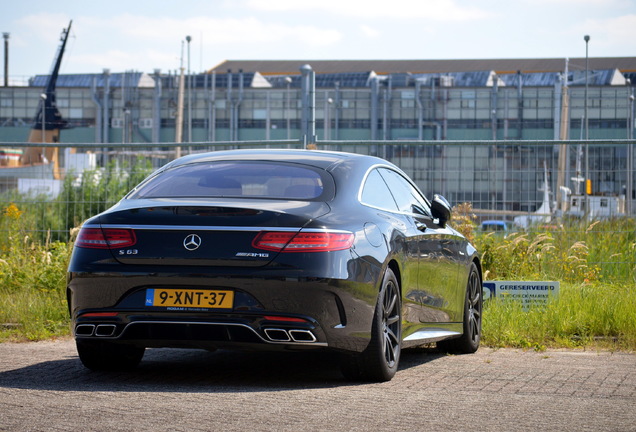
[0,57,634,143]
[0,57,635,216]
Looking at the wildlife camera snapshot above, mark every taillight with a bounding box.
[80,312,119,317]
[76,227,137,249]
[252,231,354,252]
[263,315,309,323]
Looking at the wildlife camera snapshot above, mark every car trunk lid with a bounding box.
[96,198,331,267]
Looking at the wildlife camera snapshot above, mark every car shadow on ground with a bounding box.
[0,346,447,393]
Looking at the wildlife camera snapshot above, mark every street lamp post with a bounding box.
[3,33,9,87]
[628,82,634,216]
[122,108,130,144]
[186,35,192,143]
[628,80,634,140]
[285,76,292,141]
[584,35,590,140]
[325,95,333,140]
[584,35,591,217]
[40,93,47,143]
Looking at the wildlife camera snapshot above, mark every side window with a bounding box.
[360,169,399,211]
[377,168,432,217]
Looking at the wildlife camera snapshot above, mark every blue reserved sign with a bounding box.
[483,281,560,310]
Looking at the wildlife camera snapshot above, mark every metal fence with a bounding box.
[1,139,634,279]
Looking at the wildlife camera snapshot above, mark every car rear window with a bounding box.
[128,161,330,200]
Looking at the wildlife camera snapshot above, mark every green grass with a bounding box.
[474,218,636,284]
[0,287,70,342]
[454,204,635,351]
[482,281,636,351]
[0,208,71,341]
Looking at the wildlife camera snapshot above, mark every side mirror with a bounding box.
[431,194,452,227]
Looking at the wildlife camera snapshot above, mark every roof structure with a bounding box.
[29,72,156,88]
[26,58,634,91]
[210,58,636,76]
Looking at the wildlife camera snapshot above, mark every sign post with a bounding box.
[483,281,560,310]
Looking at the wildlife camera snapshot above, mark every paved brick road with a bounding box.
[0,339,635,431]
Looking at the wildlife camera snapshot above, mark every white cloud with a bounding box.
[360,25,381,39]
[75,14,341,47]
[525,0,624,5]
[16,13,72,41]
[6,1,634,76]
[71,49,139,71]
[246,0,492,21]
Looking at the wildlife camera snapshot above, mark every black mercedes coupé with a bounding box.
[67,149,482,381]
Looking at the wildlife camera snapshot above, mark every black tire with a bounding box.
[438,262,482,354]
[76,340,145,371]
[341,268,401,382]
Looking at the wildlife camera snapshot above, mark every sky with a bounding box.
[1,0,635,80]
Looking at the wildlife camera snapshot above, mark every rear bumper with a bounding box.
[74,314,328,351]
[68,267,379,354]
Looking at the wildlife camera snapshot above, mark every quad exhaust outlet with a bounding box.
[75,324,117,337]
[264,328,317,343]
[76,322,318,344]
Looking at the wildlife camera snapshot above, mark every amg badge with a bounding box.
[235,252,270,258]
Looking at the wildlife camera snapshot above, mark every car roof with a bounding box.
[166,149,389,171]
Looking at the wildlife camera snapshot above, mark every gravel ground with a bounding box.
[0,339,635,432]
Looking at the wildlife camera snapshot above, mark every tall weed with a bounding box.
[0,203,70,341]
[474,219,635,284]
[474,216,636,350]
[0,159,152,341]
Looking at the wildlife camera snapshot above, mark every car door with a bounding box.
[377,168,460,324]
[359,168,423,326]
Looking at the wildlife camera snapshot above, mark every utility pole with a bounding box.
[584,35,591,218]
[40,93,47,143]
[627,81,634,216]
[186,35,192,143]
[300,64,316,149]
[285,76,292,140]
[557,59,570,212]
[175,40,185,158]
[2,33,8,87]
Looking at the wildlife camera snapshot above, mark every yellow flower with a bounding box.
[3,203,23,220]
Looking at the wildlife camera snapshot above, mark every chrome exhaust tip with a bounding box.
[75,324,95,336]
[289,329,317,343]
[95,324,117,337]
[264,328,291,342]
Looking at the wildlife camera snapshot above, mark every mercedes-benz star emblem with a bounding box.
[183,234,202,251]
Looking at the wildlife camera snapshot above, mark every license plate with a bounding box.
[145,288,234,309]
